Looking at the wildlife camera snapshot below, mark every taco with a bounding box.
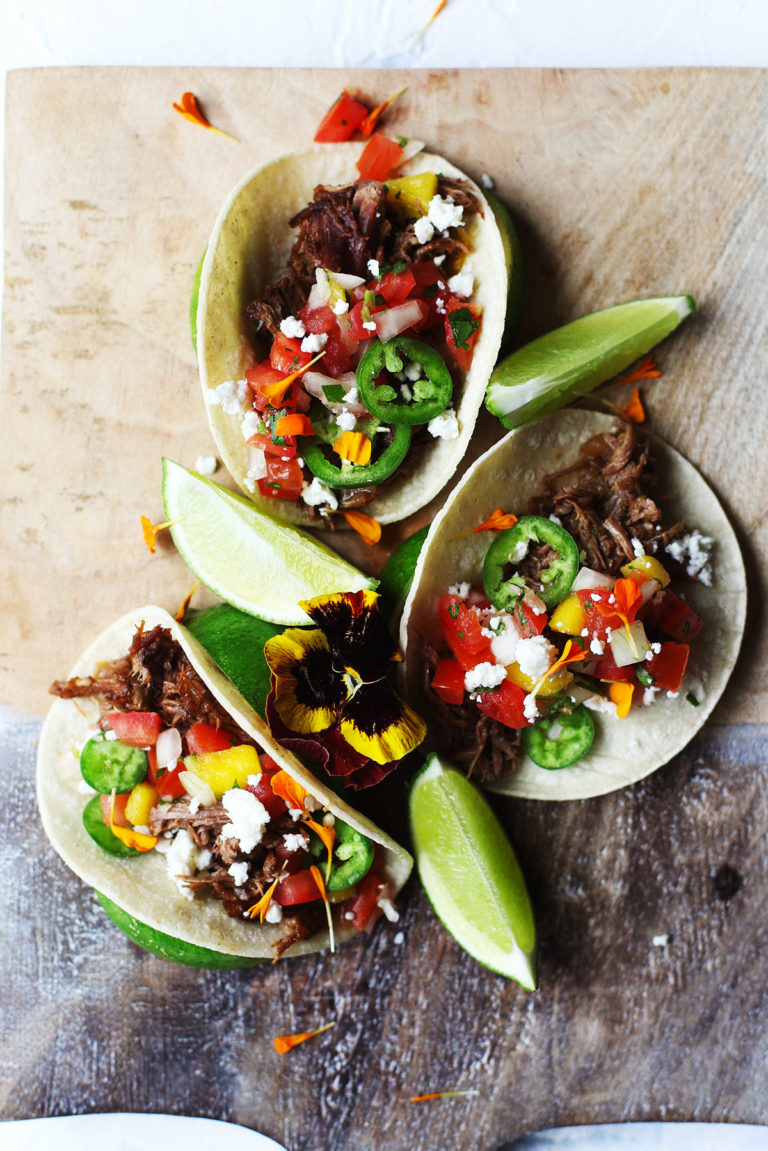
[196,142,508,525]
[400,409,746,801]
[37,605,412,964]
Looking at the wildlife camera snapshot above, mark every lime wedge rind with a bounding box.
[486,294,696,428]
[162,458,375,626]
[410,755,538,989]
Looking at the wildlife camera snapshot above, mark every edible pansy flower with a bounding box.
[264,591,426,787]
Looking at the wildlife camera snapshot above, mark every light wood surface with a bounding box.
[2,68,767,1150]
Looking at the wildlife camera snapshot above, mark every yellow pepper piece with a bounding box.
[621,554,670,588]
[549,592,587,636]
[385,172,439,217]
[506,662,573,697]
[183,745,261,798]
[125,781,159,827]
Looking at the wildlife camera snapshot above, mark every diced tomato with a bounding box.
[261,754,282,775]
[246,432,298,460]
[576,589,614,642]
[314,91,369,143]
[258,455,305,501]
[274,843,308,875]
[245,360,284,406]
[100,792,131,827]
[186,722,232,755]
[276,869,324,906]
[320,326,354,377]
[410,261,444,293]
[155,764,187,800]
[356,133,403,182]
[475,678,529,729]
[347,300,377,342]
[347,869,387,930]
[146,746,159,783]
[105,711,161,748]
[247,771,289,820]
[379,268,415,306]
[513,599,548,639]
[431,658,466,705]
[298,303,337,335]
[646,642,690,693]
[269,333,312,375]
[642,589,704,641]
[592,649,636,683]
[444,299,482,371]
[437,594,493,669]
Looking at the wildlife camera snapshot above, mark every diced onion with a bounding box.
[373,300,425,343]
[179,771,217,808]
[609,621,651,667]
[306,269,331,310]
[156,727,182,770]
[571,567,616,592]
[394,139,426,166]
[247,446,267,481]
[328,271,366,291]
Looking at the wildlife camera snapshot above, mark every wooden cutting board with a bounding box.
[1,67,764,718]
[3,69,768,1151]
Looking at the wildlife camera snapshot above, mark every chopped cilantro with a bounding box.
[686,692,700,707]
[422,283,439,298]
[397,136,408,148]
[636,668,654,687]
[448,602,460,619]
[448,308,480,351]
[322,384,346,404]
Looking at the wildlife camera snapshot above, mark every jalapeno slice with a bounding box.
[522,705,595,770]
[82,794,141,857]
[302,422,412,488]
[483,515,580,612]
[308,817,375,891]
[356,336,453,425]
[80,733,148,794]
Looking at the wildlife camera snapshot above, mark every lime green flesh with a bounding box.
[485,294,696,428]
[378,526,429,627]
[185,603,285,715]
[162,458,376,626]
[486,192,523,356]
[409,755,538,988]
[189,249,206,354]
[96,892,262,969]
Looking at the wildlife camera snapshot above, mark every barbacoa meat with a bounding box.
[246,175,481,339]
[530,420,686,576]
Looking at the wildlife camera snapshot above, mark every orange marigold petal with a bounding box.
[175,581,199,622]
[342,510,382,545]
[273,1021,335,1055]
[270,769,308,814]
[620,387,646,423]
[360,86,407,136]
[333,431,372,466]
[609,681,635,719]
[275,413,314,437]
[141,515,158,554]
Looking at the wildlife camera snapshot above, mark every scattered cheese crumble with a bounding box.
[665,530,714,586]
[194,455,218,476]
[301,476,339,510]
[280,315,306,339]
[516,635,553,680]
[427,408,459,440]
[206,379,250,417]
[220,789,270,854]
[465,662,507,694]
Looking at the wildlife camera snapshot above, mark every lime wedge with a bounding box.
[378,525,428,627]
[189,249,206,354]
[409,754,538,988]
[185,603,283,715]
[485,295,695,429]
[162,458,376,625]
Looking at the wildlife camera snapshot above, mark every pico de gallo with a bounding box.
[51,624,397,958]
[210,161,485,519]
[426,422,709,780]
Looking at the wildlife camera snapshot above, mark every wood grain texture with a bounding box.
[2,67,768,1150]
[1,67,766,717]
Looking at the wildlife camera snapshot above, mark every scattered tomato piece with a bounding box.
[314,91,368,142]
[356,133,404,182]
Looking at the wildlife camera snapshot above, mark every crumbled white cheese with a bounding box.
[490,622,519,666]
[645,641,662,661]
[228,861,249,887]
[665,530,714,586]
[523,694,540,722]
[194,455,218,476]
[165,830,211,898]
[377,895,400,923]
[652,934,670,947]
[414,216,435,244]
[516,635,554,680]
[393,931,405,945]
[300,331,328,354]
[448,581,471,598]
[403,360,422,382]
[583,694,618,716]
[301,476,339,510]
[400,383,413,402]
[631,536,645,558]
[643,686,660,706]
[427,408,459,440]
[590,637,605,656]
[447,271,474,298]
[465,662,508,694]
[480,173,495,190]
[332,298,349,315]
[240,411,264,442]
[509,538,529,564]
[280,315,306,339]
[282,832,307,853]
[362,320,377,332]
[265,901,283,924]
[206,378,250,417]
[343,386,358,406]
[188,798,201,815]
[336,410,357,433]
[433,253,446,266]
[220,789,270,854]
[367,258,380,278]
[427,194,464,231]
[244,450,267,492]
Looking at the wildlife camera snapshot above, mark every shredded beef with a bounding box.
[531,420,686,576]
[245,175,481,338]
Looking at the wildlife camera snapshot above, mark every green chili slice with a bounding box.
[522,705,595,770]
[356,336,453,426]
[302,423,412,488]
[483,515,580,612]
[308,817,374,892]
[82,794,141,857]
[80,733,148,794]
